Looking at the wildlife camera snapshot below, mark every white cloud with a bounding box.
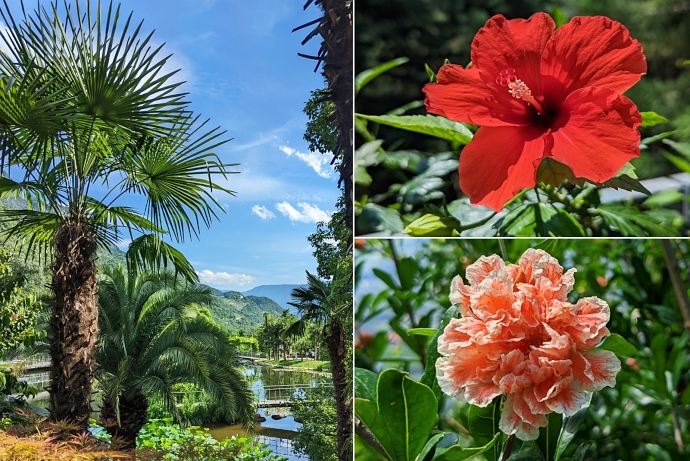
[251,205,276,220]
[196,270,255,288]
[279,145,335,179]
[275,202,330,224]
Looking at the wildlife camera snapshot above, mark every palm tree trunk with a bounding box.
[325,317,352,460]
[49,222,98,429]
[100,392,149,449]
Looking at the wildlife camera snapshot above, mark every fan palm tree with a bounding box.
[96,265,254,448]
[0,1,235,429]
[287,270,352,461]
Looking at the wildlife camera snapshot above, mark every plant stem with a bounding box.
[499,240,508,260]
[660,240,690,332]
[501,434,516,461]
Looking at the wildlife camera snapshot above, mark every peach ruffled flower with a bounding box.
[436,249,620,441]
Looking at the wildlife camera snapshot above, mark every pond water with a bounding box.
[207,362,330,460]
[22,362,330,460]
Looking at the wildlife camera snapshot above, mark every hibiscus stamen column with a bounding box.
[496,68,545,115]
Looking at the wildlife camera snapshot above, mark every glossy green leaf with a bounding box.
[642,190,682,208]
[467,397,502,461]
[355,57,410,94]
[420,306,458,403]
[356,114,473,145]
[355,368,379,401]
[357,203,404,234]
[593,333,638,358]
[537,412,562,461]
[404,214,462,237]
[355,397,395,460]
[367,369,439,461]
[507,441,545,460]
[598,205,679,237]
[433,432,501,461]
[640,111,669,127]
[500,203,585,237]
[554,393,593,461]
[408,328,438,337]
[418,433,445,461]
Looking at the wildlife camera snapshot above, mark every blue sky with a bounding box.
[3,0,339,291]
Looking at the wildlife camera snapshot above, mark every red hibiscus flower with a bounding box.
[423,13,646,211]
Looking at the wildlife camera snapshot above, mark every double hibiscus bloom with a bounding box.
[424,13,647,211]
[436,249,620,441]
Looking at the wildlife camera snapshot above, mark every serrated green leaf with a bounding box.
[598,205,679,237]
[640,111,669,127]
[356,114,473,145]
[593,333,638,358]
[500,203,585,237]
[355,57,410,94]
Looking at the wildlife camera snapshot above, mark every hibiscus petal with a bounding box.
[574,350,621,391]
[544,385,590,416]
[424,65,530,126]
[499,393,544,441]
[460,125,550,211]
[550,86,641,183]
[471,13,555,104]
[541,15,646,105]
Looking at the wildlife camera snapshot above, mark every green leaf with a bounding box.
[500,203,584,237]
[418,433,445,461]
[398,257,418,290]
[640,111,669,127]
[597,205,678,237]
[425,63,437,83]
[355,368,379,401]
[420,306,458,403]
[355,57,410,95]
[663,139,690,160]
[468,397,502,461]
[552,6,568,28]
[602,163,651,195]
[373,268,398,290]
[360,369,439,461]
[640,131,675,149]
[433,432,501,461]
[642,189,682,208]
[507,441,544,461]
[355,397,395,460]
[537,412,562,461]
[681,385,690,406]
[357,203,404,234]
[356,114,473,145]
[554,393,593,461]
[404,214,461,237]
[593,333,637,358]
[408,328,438,337]
[663,152,690,173]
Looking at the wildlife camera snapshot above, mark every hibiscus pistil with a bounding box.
[497,68,545,115]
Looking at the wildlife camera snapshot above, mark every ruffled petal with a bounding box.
[424,65,531,126]
[567,297,611,349]
[544,385,590,416]
[550,86,641,183]
[573,350,621,391]
[541,15,646,105]
[459,125,550,211]
[449,275,473,317]
[466,254,507,285]
[471,13,555,104]
[499,392,544,441]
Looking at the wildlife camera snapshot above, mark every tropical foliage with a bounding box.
[0,0,237,429]
[96,265,254,447]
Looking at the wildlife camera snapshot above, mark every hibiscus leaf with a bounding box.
[500,203,584,237]
[357,203,404,234]
[640,111,669,128]
[420,305,458,404]
[662,139,690,160]
[551,6,568,28]
[356,114,474,145]
[597,205,679,237]
[537,412,563,461]
[404,214,462,237]
[433,432,501,461]
[355,57,410,95]
[536,158,586,188]
[601,174,651,195]
[467,396,502,461]
[554,393,594,461]
[594,333,638,358]
[376,369,439,461]
[355,368,379,401]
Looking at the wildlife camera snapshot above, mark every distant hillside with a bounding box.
[242,284,306,313]
[247,295,284,316]
[205,290,289,334]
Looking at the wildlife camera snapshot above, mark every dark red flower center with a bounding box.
[497,68,554,125]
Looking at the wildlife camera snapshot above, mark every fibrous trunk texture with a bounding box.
[100,392,149,449]
[49,222,98,430]
[325,317,352,461]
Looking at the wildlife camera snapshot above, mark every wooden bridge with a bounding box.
[256,383,333,409]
